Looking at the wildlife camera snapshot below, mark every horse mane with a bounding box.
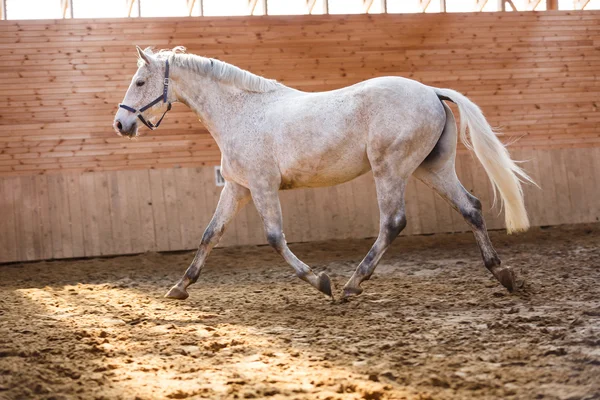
[143,47,281,93]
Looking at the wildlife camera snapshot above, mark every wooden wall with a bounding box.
[1,148,599,263]
[0,11,599,262]
[1,11,599,175]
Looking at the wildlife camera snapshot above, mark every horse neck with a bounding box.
[172,68,263,141]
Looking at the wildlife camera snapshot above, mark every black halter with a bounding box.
[119,59,172,130]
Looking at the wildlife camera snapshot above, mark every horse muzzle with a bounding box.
[113,118,138,138]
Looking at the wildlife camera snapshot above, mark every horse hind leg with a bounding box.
[414,105,520,292]
[343,100,446,298]
[342,175,408,298]
[416,166,520,291]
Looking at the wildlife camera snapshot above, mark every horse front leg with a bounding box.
[165,181,251,300]
[251,184,334,299]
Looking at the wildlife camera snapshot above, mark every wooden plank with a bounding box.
[123,170,143,253]
[340,179,359,239]
[590,147,600,223]
[34,175,53,260]
[47,174,64,259]
[0,177,18,262]
[94,172,113,256]
[414,179,438,234]
[135,169,157,252]
[549,149,573,225]
[148,168,170,251]
[293,188,313,243]
[323,185,342,240]
[279,189,300,243]
[561,148,585,224]
[79,172,100,257]
[66,172,85,257]
[161,168,183,251]
[174,167,194,249]
[107,170,131,255]
[572,147,596,224]
[517,148,545,226]
[534,150,560,226]
[19,176,38,261]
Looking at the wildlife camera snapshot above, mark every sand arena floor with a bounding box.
[0,224,598,400]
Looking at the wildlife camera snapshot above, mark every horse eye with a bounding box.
[136,80,145,87]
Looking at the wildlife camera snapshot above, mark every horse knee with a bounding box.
[384,213,407,242]
[266,231,285,252]
[200,223,223,246]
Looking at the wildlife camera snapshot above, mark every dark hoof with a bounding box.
[494,267,522,293]
[165,285,189,300]
[342,285,363,299]
[317,273,334,299]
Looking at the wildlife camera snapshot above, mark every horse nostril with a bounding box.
[116,121,123,131]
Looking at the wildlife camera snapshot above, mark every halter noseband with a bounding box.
[119,59,172,130]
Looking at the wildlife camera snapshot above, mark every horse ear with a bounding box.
[136,45,152,65]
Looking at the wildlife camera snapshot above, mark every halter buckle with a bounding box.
[164,78,170,86]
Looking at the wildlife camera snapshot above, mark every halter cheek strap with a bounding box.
[119,59,172,130]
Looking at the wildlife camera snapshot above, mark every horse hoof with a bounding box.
[317,273,334,299]
[342,285,363,299]
[165,285,189,300]
[495,267,521,293]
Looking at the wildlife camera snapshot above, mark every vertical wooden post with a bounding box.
[546,0,559,9]
[440,0,446,12]
[498,0,505,11]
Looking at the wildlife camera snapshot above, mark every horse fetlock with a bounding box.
[342,275,364,299]
[342,284,364,299]
[184,271,200,285]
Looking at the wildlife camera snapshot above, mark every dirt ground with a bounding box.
[0,224,599,400]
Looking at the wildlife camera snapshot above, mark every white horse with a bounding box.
[114,47,533,301]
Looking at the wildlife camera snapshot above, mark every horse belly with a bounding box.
[279,146,370,190]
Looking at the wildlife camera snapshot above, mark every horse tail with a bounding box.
[433,87,535,234]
